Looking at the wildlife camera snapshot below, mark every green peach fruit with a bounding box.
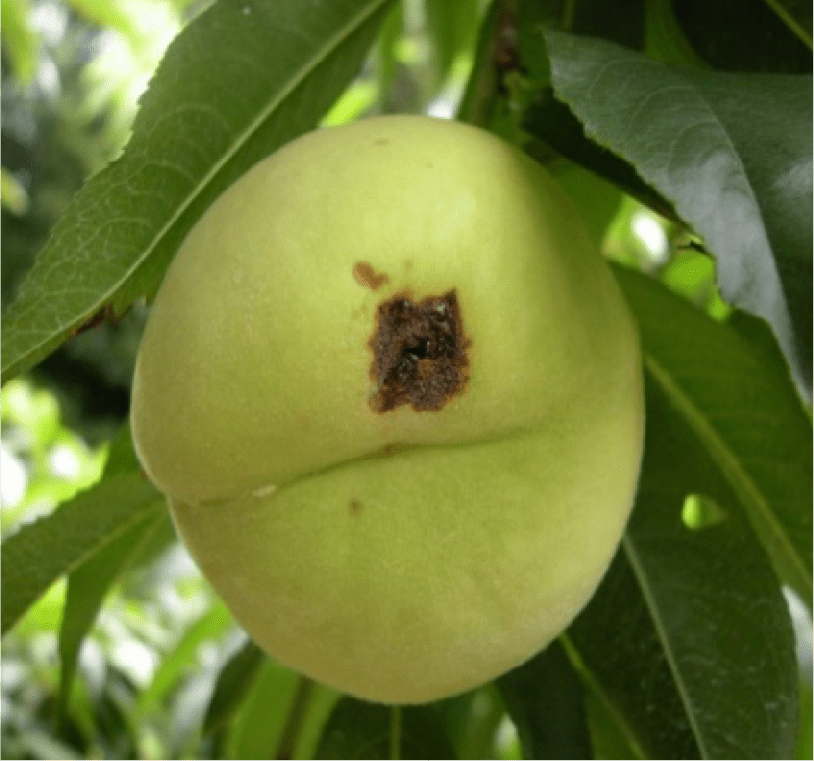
[130,115,644,704]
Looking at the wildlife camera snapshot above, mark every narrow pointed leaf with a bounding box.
[134,599,233,719]
[570,368,799,757]
[541,31,812,394]
[202,638,266,736]
[566,268,801,758]
[425,0,478,87]
[226,659,302,760]
[497,640,592,759]
[1,0,394,383]
[1,473,163,634]
[672,0,811,69]
[57,510,166,724]
[315,699,457,759]
[615,265,812,601]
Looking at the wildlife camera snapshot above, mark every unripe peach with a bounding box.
[130,116,644,703]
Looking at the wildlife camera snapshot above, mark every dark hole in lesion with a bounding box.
[407,341,427,359]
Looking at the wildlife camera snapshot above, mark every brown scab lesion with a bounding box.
[349,499,363,516]
[353,261,390,291]
[368,289,471,413]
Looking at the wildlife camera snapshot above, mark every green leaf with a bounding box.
[456,0,506,127]
[567,267,802,757]
[644,0,708,67]
[567,0,645,48]
[102,422,143,476]
[433,687,509,760]
[226,659,303,760]
[615,266,812,601]
[765,0,813,47]
[0,0,39,84]
[56,510,166,727]
[523,93,676,221]
[122,507,178,572]
[202,638,266,736]
[1,0,395,384]
[425,0,478,88]
[292,682,343,759]
[550,160,623,245]
[541,32,813,395]
[672,0,811,70]
[566,545,699,759]
[315,699,457,759]
[581,686,643,759]
[497,640,592,759]
[134,599,233,720]
[1,472,163,635]
[63,0,148,47]
[376,2,403,101]
[572,372,799,757]
[1,166,30,215]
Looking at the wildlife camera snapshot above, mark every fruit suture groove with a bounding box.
[367,290,471,413]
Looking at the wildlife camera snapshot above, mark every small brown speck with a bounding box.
[349,499,363,516]
[353,261,390,291]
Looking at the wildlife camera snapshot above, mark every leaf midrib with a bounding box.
[644,354,810,599]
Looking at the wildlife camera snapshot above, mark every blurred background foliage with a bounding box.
[1,0,809,758]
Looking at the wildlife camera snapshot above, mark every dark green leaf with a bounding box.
[582,686,644,759]
[202,638,266,736]
[567,267,801,758]
[225,659,302,760]
[425,0,478,88]
[550,160,624,245]
[1,0,394,383]
[103,423,143,476]
[56,510,165,727]
[766,0,813,47]
[568,0,645,48]
[497,640,592,759]
[134,599,233,720]
[797,661,813,759]
[643,0,708,67]
[315,699,456,759]
[573,367,799,757]
[567,545,699,759]
[456,0,507,127]
[434,686,508,760]
[615,266,812,601]
[523,93,676,220]
[1,473,163,634]
[376,2,403,99]
[543,31,812,396]
[673,0,811,71]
